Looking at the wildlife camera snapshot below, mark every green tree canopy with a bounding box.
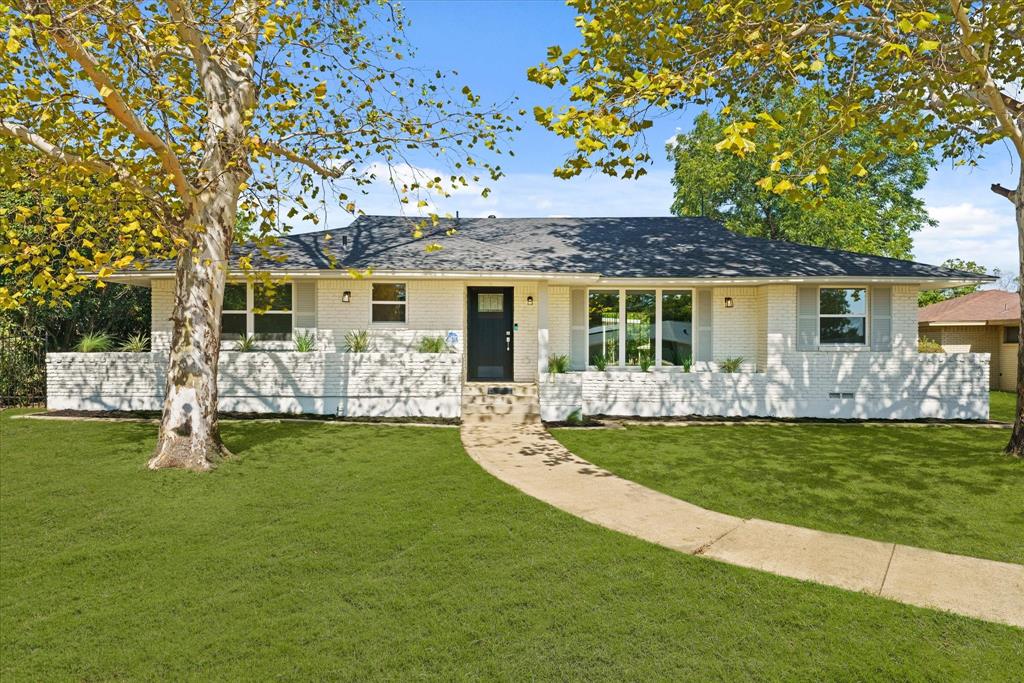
[530,0,1023,455]
[669,92,935,259]
[918,259,990,306]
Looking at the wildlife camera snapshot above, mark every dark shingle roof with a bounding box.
[149,216,993,280]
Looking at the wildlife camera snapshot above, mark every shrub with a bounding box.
[294,330,317,352]
[719,356,745,373]
[637,351,652,372]
[547,353,570,374]
[76,332,113,352]
[235,334,257,352]
[681,355,694,373]
[592,352,609,371]
[919,337,945,353]
[565,408,583,425]
[119,333,150,353]
[417,336,449,353]
[343,329,370,353]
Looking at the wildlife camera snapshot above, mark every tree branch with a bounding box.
[163,0,214,74]
[32,3,195,200]
[259,140,353,178]
[950,0,1024,160]
[0,119,165,206]
[991,183,1017,201]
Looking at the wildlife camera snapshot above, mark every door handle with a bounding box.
[506,330,511,351]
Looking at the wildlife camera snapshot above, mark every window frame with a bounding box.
[586,287,695,368]
[1004,325,1019,344]
[220,281,294,342]
[370,282,408,325]
[817,286,869,347]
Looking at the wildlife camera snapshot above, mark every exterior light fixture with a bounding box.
[527,296,534,306]
[342,291,351,303]
[724,297,734,308]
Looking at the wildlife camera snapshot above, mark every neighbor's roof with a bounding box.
[919,289,1019,324]
[146,215,994,281]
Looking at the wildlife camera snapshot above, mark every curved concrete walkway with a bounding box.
[461,422,1024,628]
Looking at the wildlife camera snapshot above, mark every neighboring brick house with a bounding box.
[48,216,994,420]
[919,289,1019,391]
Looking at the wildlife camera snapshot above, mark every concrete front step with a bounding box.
[462,411,541,425]
[461,382,540,425]
[462,382,538,397]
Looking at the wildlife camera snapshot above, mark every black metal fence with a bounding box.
[0,325,47,407]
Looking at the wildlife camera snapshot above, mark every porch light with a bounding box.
[527,296,534,306]
[724,297,734,308]
[342,291,351,303]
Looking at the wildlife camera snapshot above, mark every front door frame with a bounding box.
[466,286,514,382]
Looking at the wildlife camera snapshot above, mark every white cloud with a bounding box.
[915,201,1016,278]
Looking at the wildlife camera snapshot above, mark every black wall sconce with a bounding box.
[342,291,351,303]
[526,296,534,306]
[724,297,734,308]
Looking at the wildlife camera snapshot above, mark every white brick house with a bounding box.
[47,216,994,420]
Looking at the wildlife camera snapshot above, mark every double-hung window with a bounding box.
[819,288,867,345]
[371,283,406,323]
[220,282,293,340]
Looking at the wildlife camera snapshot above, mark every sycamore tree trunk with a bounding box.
[148,189,239,471]
[148,52,254,471]
[1006,164,1024,457]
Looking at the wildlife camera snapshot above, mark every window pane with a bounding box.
[661,290,693,366]
[223,283,247,311]
[478,293,504,312]
[625,290,655,365]
[222,312,246,340]
[588,290,619,366]
[254,283,292,311]
[820,317,866,344]
[820,288,866,315]
[372,283,406,302]
[372,303,406,323]
[1005,326,1019,344]
[254,313,292,340]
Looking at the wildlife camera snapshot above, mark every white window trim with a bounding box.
[586,287,696,369]
[817,286,869,348]
[370,281,408,326]
[221,282,293,341]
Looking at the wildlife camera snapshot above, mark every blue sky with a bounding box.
[340,0,1014,278]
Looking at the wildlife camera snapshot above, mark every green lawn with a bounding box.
[553,424,1024,565]
[991,390,1016,423]
[2,412,1021,680]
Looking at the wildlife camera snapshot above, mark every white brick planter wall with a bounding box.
[46,352,462,418]
[541,352,990,421]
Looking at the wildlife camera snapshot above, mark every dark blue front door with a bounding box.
[467,287,514,381]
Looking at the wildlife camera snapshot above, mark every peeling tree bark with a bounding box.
[148,194,237,471]
[147,27,255,471]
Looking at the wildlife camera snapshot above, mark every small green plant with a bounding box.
[637,351,652,372]
[547,353,569,375]
[76,332,113,352]
[681,355,694,373]
[719,356,745,373]
[294,330,317,352]
[119,333,150,353]
[565,408,583,425]
[417,336,449,353]
[343,329,371,352]
[919,337,944,353]
[592,352,609,371]
[235,334,257,352]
